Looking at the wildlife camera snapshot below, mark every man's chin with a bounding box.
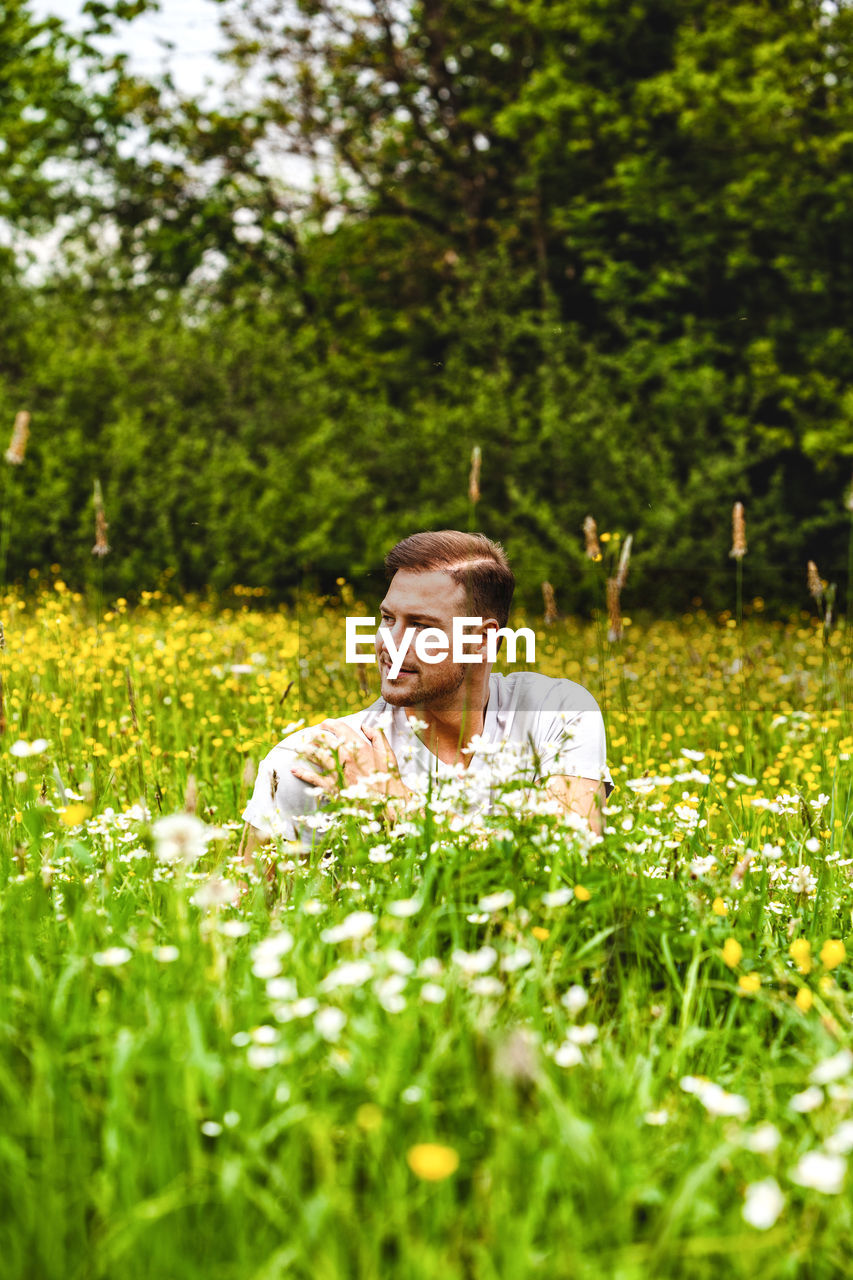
[380,677,422,707]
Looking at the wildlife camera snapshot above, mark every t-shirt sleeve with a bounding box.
[242,728,318,840]
[532,680,614,794]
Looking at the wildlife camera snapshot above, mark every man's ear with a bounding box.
[481,618,501,658]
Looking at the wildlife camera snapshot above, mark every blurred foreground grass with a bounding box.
[1,584,852,1279]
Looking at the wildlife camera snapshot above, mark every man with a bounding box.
[241,530,612,861]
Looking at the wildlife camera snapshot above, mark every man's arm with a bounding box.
[545,775,606,836]
[239,821,270,867]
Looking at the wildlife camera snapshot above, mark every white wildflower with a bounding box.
[825,1121,853,1155]
[791,1151,846,1194]
[152,813,211,866]
[251,1025,278,1045]
[247,1045,280,1069]
[470,975,504,997]
[321,911,377,943]
[554,1042,584,1068]
[314,1006,347,1041]
[420,982,446,1004]
[562,984,589,1015]
[321,959,373,991]
[742,1178,784,1230]
[542,887,574,908]
[387,898,421,918]
[811,1049,853,1085]
[192,877,239,909]
[92,946,132,968]
[567,1024,598,1045]
[452,945,498,975]
[744,1123,782,1154]
[220,919,251,938]
[266,977,298,1001]
[478,889,515,913]
[9,738,49,758]
[680,1076,749,1117]
[790,1086,824,1113]
[787,865,817,897]
[500,947,533,973]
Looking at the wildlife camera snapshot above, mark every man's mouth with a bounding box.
[379,657,417,677]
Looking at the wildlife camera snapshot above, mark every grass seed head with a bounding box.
[615,534,633,591]
[583,515,602,560]
[541,581,558,625]
[606,577,622,642]
[468,445,481,505]
[92,479,110,557]
[807,560,823,603]
[4,410,30,465]
[730,502,747,559]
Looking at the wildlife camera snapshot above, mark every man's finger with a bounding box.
[361,723,389,756]
[362,724,399,770]
[290,763,335,793]
[321,719,364,744]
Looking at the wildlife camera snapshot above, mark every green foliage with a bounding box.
[1,0,852,610]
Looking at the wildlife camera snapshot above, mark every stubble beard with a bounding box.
[379,662,467,709]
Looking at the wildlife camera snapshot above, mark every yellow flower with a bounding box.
[721,937,743,968]
[60,803,90,828]
[711,897,727,917]
[531,926,550,941]
[574,885,591,902]
[789,937,812,975]
[820,939,846,970]
[819,974,835,994]
[356,1103,383,1133]
[795,988,813,1013]
[407,1143,459,1181]
[738,973,761,994]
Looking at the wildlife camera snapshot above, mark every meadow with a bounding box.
[1,575,852,1279]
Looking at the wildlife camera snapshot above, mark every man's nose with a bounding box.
[378,620,412,654]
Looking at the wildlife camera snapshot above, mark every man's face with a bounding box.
[376,569,484,709]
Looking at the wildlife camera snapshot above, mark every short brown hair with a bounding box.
[384,530,515,629]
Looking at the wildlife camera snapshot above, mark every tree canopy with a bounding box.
[1,0,851,612]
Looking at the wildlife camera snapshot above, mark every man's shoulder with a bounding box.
[493,670,601,715]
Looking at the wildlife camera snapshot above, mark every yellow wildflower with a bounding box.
[574,885,591,902]
[795,988,813,1013]
[407,1143,459,1181]
[789,937,812,975]
[820,939,846,970]
[60,803,91,828]
[738,973,761,994]
[711,897,727,917]
[531,927,550,941]
[721,937,743,968]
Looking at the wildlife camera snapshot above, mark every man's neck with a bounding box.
[405,678,491,768]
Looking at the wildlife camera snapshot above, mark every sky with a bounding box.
[30,0,231,99]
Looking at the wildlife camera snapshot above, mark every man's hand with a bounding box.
[290,720,412,812]
[545,776,606,836]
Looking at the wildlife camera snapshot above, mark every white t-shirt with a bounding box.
[243,671,613,840]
